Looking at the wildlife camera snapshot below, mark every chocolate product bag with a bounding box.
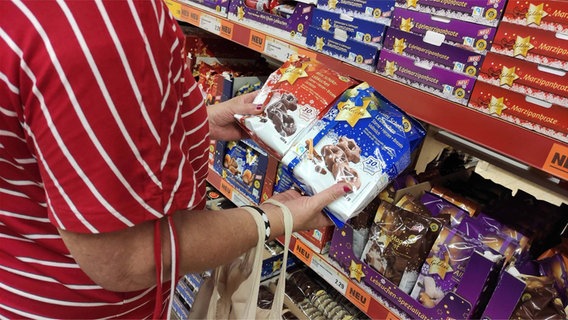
[361,202,441,294]
[410,227,486,307]
[282,82,426,223]
[236,55,357,158]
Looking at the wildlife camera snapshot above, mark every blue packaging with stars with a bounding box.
[281,82,425,225]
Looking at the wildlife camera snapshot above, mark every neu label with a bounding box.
[349,287,367,304]
[551,152,568,169]
[251,35,263,45]
[295,243,310,260]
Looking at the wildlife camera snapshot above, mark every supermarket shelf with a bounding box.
[166,0,568,184]
[206,167,402,319]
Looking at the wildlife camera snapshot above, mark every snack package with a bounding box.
[511,274,567,319]
[362,202,441,294]
[410,227,488,307]
[236,55,357,158]
[281,82,426,223]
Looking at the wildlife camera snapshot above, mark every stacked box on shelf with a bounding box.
[477,52,568,108]
[491,21,568,71]
[394,0,508,27]
[227,0,314,45]
[180,0,231,17]
[306,25,380,71]
[468,80,568,143]
[382,27,485,77]
[211,139,279,205]
[310,8,387,48]
[315,0,395,25]
[376,49,476,105]
[390,7,497,54]
[305,6,388,71]
[501,0,568,36]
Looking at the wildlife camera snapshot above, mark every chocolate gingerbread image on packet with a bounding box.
[282,82,426,223]
[236,55,357,159]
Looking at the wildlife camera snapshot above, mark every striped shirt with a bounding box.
[0,0,209,318]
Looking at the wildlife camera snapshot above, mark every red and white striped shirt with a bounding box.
[0,0,209,318]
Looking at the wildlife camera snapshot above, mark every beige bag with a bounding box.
[189,199,293,319]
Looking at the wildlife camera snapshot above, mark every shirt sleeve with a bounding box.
[13,1,209,233]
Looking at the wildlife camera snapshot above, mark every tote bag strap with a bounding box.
[263,199,293,319]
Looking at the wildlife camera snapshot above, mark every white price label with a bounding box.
[264,37,296,62]
[311,255,348,295]
[200,14,220,34]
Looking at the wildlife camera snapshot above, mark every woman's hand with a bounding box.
[207,91,261,141]
[261,183,353,233]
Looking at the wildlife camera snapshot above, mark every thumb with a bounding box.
[308,183,352,212]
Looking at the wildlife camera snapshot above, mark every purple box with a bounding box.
[376,49,476,105]
[330,223,501,319]
[481,270,526,319]
[394,0,508,27]
[306,25,379,72]
[316,0,395,25]
[311,8,387,48]
[383,27,484,76]
[181,0,230,17]
[391,7,497,54]
[228,1,314,45]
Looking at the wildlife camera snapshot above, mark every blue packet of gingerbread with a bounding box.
[281,82,425,224]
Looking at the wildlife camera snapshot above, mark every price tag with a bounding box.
[248,30,265,52]
[264,37,296,62]
[219,20,234,40]
[543,143,568,180]
[200,14,221,35]
[311,255,348,295]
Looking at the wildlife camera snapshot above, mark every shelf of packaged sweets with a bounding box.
[206,168,403,319]
[165,0,568,184]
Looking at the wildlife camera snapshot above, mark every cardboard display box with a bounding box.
[468,80,568,143]
[227,0,314,45]
[316,0,395,25]
[383,27,485,77]
[478,52,568,108]
[310,7,387,48]
[306,25,379,72]
[376,49,476,105]
[502,0,568,35]
[180,0,231,17]
[394,0,508,27]
[491,21,568,71]
[390,7,497,54]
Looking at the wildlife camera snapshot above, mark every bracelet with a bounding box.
[244,206,271,242]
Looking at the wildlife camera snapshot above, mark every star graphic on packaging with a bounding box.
[237,6,245,20]
[513,35,534,57]
[393,37,407,54]
[273,259,282,271]
[384,60,397,76]
[426,255,453,279]
[400,18,414,32]
[336,97,372,127]
[328,0,337,9]
[499,66,519,86]
[315,36,325,51]
[489,96,507,115]
[349,260,365,282]
[322,19,331,31]
[406,0,418,8]
[526,3,548,26]
[277,61,309,84]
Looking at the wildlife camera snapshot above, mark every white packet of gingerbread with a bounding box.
[235,55,357,159]
[281,82,426,224]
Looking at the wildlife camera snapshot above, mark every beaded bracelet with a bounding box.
[244,206,271,242]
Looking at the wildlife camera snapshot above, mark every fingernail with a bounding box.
[343,185,352,193]
[255,104,263,110]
